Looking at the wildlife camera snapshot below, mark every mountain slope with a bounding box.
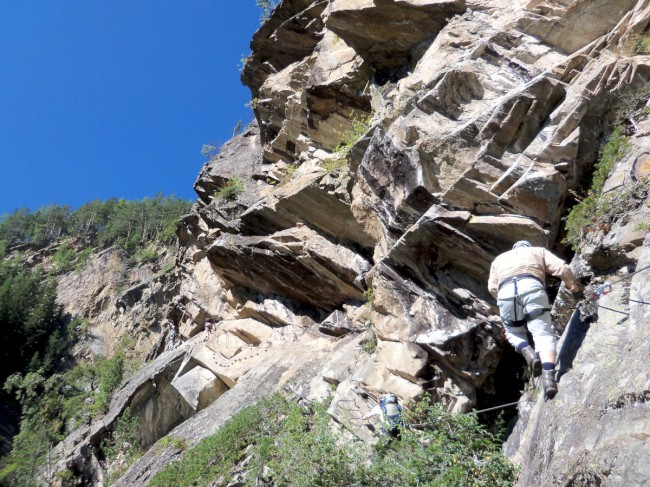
[26,1,650,485]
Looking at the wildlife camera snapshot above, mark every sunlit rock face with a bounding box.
[55,246,177,361]
[49,0,650,485]
[505,98,650,487]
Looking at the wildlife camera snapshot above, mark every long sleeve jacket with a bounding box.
[488,246,577,298]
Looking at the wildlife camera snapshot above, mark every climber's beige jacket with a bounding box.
[488,246,578,298]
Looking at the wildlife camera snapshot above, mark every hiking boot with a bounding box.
[521,346,541,377]
[542,370,558,399]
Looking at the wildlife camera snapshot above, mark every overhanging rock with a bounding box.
[206,225,371,311]
[326,0,466,70]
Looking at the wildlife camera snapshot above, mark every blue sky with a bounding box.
[0,1,263,215]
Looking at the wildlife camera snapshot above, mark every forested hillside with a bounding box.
[0,195,191,257]
[0,196,191,485]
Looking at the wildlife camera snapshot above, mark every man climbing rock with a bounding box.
[488,241,580,399]
[362,393,403,439]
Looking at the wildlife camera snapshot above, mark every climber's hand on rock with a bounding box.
[569,284,583,299]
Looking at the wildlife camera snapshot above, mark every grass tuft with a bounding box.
[214,176,245,201]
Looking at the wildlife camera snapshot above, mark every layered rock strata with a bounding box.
[49,0,650,485]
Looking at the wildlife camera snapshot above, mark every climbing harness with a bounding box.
[498,273,543,290]
[498,275,551,331]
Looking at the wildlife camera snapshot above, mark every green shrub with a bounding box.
[74,247,93,271]
[1,364,99,486]
[149,394,516,487]
[93,354,125,414]
[563,126,631,251]
[157,435,188,452]
[323,156,349,173]
[361,398,517,486]
[53,244,94,273]
[326,112,372,173]
[233,119,243,136]
[148,396,272,486]
[51,242,76,272]
[265,401,356,486]
[239,54,250,72]
[159,259,176,275]
[363,288,374,309]
[201,144,217,160]
[1,347,131,485]
[67,316,91,339]
[129,244,159,265]
[245,97,260,110]
[635,221,650,232]
[636,32,650,54]
[54,469,75,482]
[362,327,378,355]
[214,176,245,201]
[280,163,299,185]
[0,261,67,381]
[256,0,279,23]
[149,396,356,486]
[102,408,143,485]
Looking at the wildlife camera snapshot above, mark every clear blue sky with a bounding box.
[0,1,263,216]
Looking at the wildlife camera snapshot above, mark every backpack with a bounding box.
[379,394,402,429]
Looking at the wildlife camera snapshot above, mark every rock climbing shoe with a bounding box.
[521,346,541,377]
[542,370,558,400]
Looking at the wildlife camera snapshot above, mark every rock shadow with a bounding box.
[557,310,593,382]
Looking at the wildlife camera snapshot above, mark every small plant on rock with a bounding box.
[326,112,372,173]
[214,176,245,201]
[129,244,159,265]
[362,325,378,354]
[245,97,260,110]
[256,0,279,23]
[51,242,76,272]
[201,144,217,160]
[635,221,650,232]
[239,53,251,72]
[157,435,188,452]
[363,288,374,310]
[232,119,243,136]
[149,393,517,486]
[280,163,299,184]
[635,32,650,54]
[74,246,93,271]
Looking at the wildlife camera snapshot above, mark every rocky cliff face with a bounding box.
[56,245,177,363]
[48,1,650,485]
